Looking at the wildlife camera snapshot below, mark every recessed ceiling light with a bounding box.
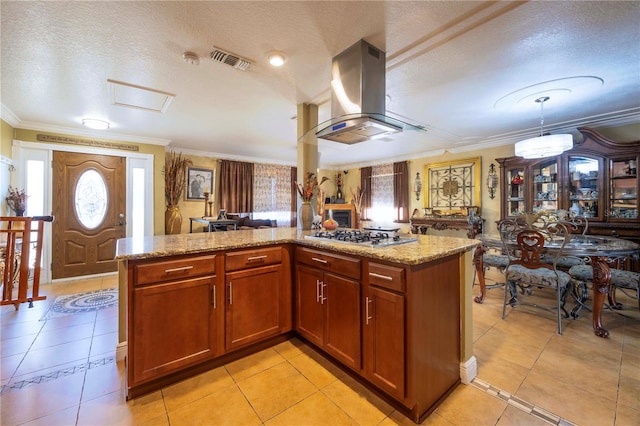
[82,118,110,130]
[268,51,287,67]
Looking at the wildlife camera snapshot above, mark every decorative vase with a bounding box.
[336,187,343,200]
[300,201,314,230]
[15,209,25,217]
[323,209,338,230]
[165,205,182,234]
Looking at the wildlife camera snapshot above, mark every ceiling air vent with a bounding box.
[210,47,252,71]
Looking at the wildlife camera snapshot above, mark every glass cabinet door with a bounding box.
[506,167,525,216]
[568,157,600,220]
[609,158,638,220]
[532,160,558,213]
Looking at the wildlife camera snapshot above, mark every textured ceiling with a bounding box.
[1,1,639,167]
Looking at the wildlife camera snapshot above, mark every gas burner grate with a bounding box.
[306,230,416,247]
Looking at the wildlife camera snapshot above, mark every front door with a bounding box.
[52,152,126,279]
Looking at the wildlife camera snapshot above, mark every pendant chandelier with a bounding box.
[515,96,573,159]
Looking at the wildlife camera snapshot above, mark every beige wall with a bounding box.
[2,122,638,235]
[175,155,220,233]
[11,128,167,235]
[1,119,16,216]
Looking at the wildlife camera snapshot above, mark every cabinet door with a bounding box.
[324,272,361,370]
[295,264,324,347]
[364,285,405,400]
[132,276,217,383]
[532,159,559,213]
[225,264,281,350]
[505,166,526,216]
[609,156,638,221]
[567,156,602,220]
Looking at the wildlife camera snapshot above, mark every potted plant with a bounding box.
[5,186,28,216]
[163,151,192,234]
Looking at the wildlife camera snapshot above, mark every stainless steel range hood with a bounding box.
[315,40,403,144]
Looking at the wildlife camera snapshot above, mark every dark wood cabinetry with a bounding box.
[497,127,640,243]
[125,239,466,423]
[224,246,291,350]
[364,262,406,400]
[129,254,220,384]
[295,247,361,369]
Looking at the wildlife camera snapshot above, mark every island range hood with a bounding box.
[315,40,403,144]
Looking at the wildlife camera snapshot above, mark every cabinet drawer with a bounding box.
[226,246,282,271]
[134,255,216,285]
[368,262,405,292]
[296,247,361,280]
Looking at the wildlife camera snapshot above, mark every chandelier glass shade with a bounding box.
[515,133,574,159]
[515,96,573,159]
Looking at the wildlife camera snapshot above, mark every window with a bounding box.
[252,163,293,227]
[369,163,396,225]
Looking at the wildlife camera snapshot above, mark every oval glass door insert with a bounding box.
[75,169,108,229]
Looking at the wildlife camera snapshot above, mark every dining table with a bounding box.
[474,233,640,338]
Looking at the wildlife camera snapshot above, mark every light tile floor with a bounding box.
[1,271,638,425]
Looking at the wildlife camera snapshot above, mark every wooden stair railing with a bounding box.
[1,216,54,309]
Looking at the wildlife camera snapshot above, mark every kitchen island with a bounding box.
[116,228,479,423]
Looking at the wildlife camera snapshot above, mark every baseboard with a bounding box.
[116,341,127,362]
[459,355,477,384]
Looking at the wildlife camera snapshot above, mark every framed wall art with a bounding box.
[186,167,214,200]
[425,157,481,215]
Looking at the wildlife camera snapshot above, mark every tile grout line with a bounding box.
[470,378,577,426]
[0,356,115,394]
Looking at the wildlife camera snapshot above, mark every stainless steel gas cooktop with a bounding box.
[304,229,417,247]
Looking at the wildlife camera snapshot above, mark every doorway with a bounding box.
[51,151,126,279]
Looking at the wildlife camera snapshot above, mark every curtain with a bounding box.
[252,163,293,227]
[219,160,254,213]
[291,167,298,227]
[360,166,372,220]
[394,161,409,222]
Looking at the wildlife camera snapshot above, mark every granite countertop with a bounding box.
[116,228,480,265]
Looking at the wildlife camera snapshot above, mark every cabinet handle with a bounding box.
[246,255,267,262]
[311,257,328,264]
[164,266,193,273]
[228,282,233,305]
[316,279,321,303]
[211,285,216,309]
[365,297,373,325]
[321,282,327,304]
[369,272,393,281]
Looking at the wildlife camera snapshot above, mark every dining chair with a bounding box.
[498,217,573,334]
[569,264,640,310]
[547,215,589,271]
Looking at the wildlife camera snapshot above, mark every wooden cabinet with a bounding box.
[497,127,640,242]
[295,247,361,369]
[129,254,219,384]
[225,246,291,350]
[364,262,406,400]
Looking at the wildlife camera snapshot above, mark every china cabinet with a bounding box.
[497,127,640,243]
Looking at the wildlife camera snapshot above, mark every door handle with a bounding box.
[365,297,373,325]
[116,212,125,226]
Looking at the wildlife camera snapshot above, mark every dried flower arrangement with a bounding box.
[295,171,329,202]
[5,186,28,214]
[350,185,366,213]
[164,151,193,205]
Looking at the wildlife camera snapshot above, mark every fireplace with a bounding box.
[323,204,357,228]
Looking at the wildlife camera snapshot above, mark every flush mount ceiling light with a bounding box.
[82,118,110,130]
[182,51,199,65]
[514,96,573,159]
[268,51,287,67]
